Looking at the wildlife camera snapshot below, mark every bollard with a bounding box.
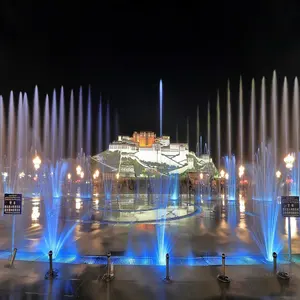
[44,250,58,279]
[163,253,172,283]
[273,252,277,274]
[49,251,53,277]
[217,253,230,283]
[9,248,17,268]
[102,252,114,282]
[107,252,111,278]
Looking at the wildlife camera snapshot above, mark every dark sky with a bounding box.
[0,1,300,156]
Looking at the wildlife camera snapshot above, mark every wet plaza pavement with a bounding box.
[0,195,299,258]
[0,259,299,299]
[0,195,300,298]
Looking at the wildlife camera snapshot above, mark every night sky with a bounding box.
[0,1,300,157]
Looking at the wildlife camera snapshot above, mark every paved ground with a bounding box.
[0,259,300,299]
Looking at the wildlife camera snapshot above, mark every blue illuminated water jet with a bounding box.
[251,144,283,261]
[151,177,172,264]
[41,161,77,259]
[224,155,236,200]
[170,173,179,201]
[48,161,68,198]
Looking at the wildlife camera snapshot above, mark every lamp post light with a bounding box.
[276,170,281,179]
[76,165,82,175]
[284,154,295,170]
[33,155,41,170]
[80,171,84,179]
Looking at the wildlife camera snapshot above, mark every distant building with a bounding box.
[92,131,217,178]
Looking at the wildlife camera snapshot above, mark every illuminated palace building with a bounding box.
[92,131,217,178]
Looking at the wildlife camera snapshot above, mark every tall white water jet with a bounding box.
[207,102,211,155]
[281,77,289,155]
[17,93,23,160]
[260,78,267,148]
[0,97,5,163]
[23,94,30,162]
[51,90,57,163]
[159,79,163,137]
[68,90,75,158]
[250,79,256,163]
[43,95,50,159]
[59,87,65,159]
[8,92,15,172]
[33,86,40,152]
[271,71,278,166]
[98,96,103,153]
[293,77,299,152]
[227,80,232,157]
[216,91,221,171]
[196,105,200,156]
[105,101,110,149]
[77,87,83,153]
[238,77,243,164]
[86,86,92,155]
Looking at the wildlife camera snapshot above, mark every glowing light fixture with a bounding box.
[199,173,203,180]
[80,171,84,179]
[225,173,229,180]
[276,170,281,178]
[220,169,225,178]
[284,154,295,169]
[67,173,71,180]
[76,165,82,175]
[238,165,245,178]
[33,155,41,170]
